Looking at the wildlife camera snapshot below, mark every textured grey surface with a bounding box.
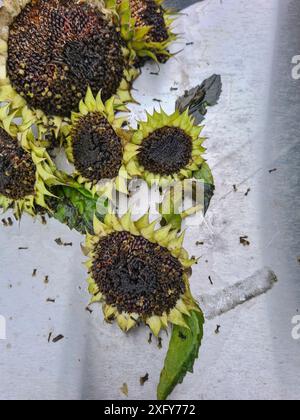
[0,0,299,400]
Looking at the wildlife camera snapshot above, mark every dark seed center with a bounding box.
[72,113,123,183]
[7,0,125,117]
[92,231,185,316]
[0,128,36,200]
[138,126,193,176]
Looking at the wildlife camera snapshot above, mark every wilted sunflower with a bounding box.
[0,0,138,136]
[106,0,176,63]
[0,125,62,218]
[123,109,206,187]
[84,211,199,335]
[63,88,131,197]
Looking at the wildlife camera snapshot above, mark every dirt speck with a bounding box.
[140,373,149,386]
[240,236,250,246]
[120,383,128,397]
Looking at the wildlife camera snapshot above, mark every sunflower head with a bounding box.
[106,0,177,64]
[84,210,199,336]
[62,88,131,196]
[124,109,206,187]
[0,0,138,136]
[0,124,63,218]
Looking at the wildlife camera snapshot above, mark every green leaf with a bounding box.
[193,161,214,186]
[193,162,215,214]
[157,309,205,400]
[159,162,215,229]
[46,185,105,234]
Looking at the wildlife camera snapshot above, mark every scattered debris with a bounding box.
[85,306,93,314]
[215,325,221,334]
[157,337,163,349]
[46,298,55,303]
[55,238,73,247]
[153,98,162,103]
[44,275,49,284]
[170,87,178,91]
[208,275,214,285]
[240,236,250,246]
[32,269,37,277]
[140,373,149,386]
[52,334,64,343]
[245,188,251,196]
[186,42,194,46]
[196,241,204,246]
[269,168,277,174]
[120,383,128,397]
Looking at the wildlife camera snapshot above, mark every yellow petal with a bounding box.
[85,86,96,112]
[93,215,109,237]
[147,316,162,336]
[134,213,150,231]
[104,213,123,231]
[141,220,157,242]
[120,211,139,235]
[168,308,189,329]
[176,299,190,316]
[103,305,117,320]
[79,100,89,115]
[117,314,128,332]
[154,226,173,247]
[90,293,102,304]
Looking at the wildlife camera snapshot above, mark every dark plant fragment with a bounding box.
[52,334,64,343]
[215,325,221,334]
[240,236,250,246]
[176,74,222,124]
[140,373,149,386]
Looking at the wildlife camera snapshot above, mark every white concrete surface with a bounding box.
[0,0,299,400]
